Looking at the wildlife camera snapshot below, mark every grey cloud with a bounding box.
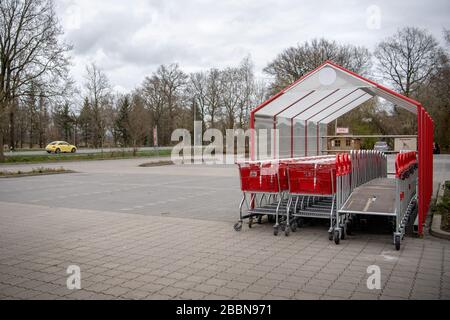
[56,0,450,91]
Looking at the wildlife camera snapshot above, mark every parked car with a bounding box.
[374,141,389,152]
[45,141,77,154]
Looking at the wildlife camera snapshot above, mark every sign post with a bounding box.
[153,126,158,157]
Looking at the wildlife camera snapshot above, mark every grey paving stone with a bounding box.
[381,288,410,299]
[215,287,240,298]
[351,292,379,300]
[302,284,328,295]
[1,179,449,301]
[29,292,59,300]
[269,287,295,298]
[293,291,322,300]
[178,290,207,300]
[325,288,352,299]
[158,286,184,298]
[193,283,219,294]
[236,291,264,300]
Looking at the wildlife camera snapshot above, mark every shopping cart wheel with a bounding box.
[341,225,346,240]
[291,221,297,232]
[328,231,333,241]
[273,225,279,236]
[234,222,242,232]
[285,226,291,237]
[394,235,401,251]
[297,218,304,228]
[334,230,340,245]
[248,218,253,229]
[346,221,352,235]
[257,216,263,224]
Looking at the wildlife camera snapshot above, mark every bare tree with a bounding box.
[126,93,149,155]
[205,68,222,129]
[415,30,450,151]
[84,63,111,148]
[158,64,187,144]
[375,27,439,97]
[220,67,242,130]
[140,75,165,145]
[140,64,187,145]
[264,38,371,93]
[0,0,71,160]
[188,71,207,133]
[237,56,255,128]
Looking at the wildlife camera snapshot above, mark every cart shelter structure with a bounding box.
[249,61,434,236]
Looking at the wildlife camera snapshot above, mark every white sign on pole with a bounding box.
[336,127,349,134]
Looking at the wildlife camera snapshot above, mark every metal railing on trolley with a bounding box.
[234,151,388,244]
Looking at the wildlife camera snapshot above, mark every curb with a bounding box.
[0,170,75,179]
[430,181,450,240]
[430,214,450,240]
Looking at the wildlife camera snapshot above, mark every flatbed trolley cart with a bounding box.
[339,151,417,250]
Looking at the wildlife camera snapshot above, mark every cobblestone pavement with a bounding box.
[0,201,449,300]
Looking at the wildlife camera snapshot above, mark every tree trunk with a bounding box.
[0,131,4,162]
[133,140,137,156]
[74,124,78,146]
[29,116,33,149]
[39,130,44,148]
[9,111,15,150]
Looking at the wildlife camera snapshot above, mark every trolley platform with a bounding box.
[339,178,396,216]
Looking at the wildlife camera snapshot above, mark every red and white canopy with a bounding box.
[249,60,434,235]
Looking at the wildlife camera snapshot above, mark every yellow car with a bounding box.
[45,141,77,154]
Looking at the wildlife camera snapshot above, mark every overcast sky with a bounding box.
[55,0,450,93]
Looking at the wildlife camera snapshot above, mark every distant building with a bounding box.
[327,137,361,152]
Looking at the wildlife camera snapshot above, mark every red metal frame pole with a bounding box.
[316,123,320,156]
[250,112,255,161]
[291,118,294,158]
[273,116,277,159]
[305,120,308,157]
[418,107,423,235]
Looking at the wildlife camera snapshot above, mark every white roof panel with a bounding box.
[277,89,338,119]
[252,62,419,123]
[319,93,373,123]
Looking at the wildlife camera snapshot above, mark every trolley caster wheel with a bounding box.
[285,226,291,237]
[334,230,340,245]
[394,235,401,251]
[341,225,346,240]
[346,221,352,235]
[291,221,297,232]
[248,218,253,229]
[234,222,242,232]
[297,218,304,228]
[257,216,263,224]
[328,231,333,241]
[273,226,279,236]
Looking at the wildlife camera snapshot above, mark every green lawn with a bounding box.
[2,149,172,164]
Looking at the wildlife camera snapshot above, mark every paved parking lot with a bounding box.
[0,164,240,222]
[0,156,449,300]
